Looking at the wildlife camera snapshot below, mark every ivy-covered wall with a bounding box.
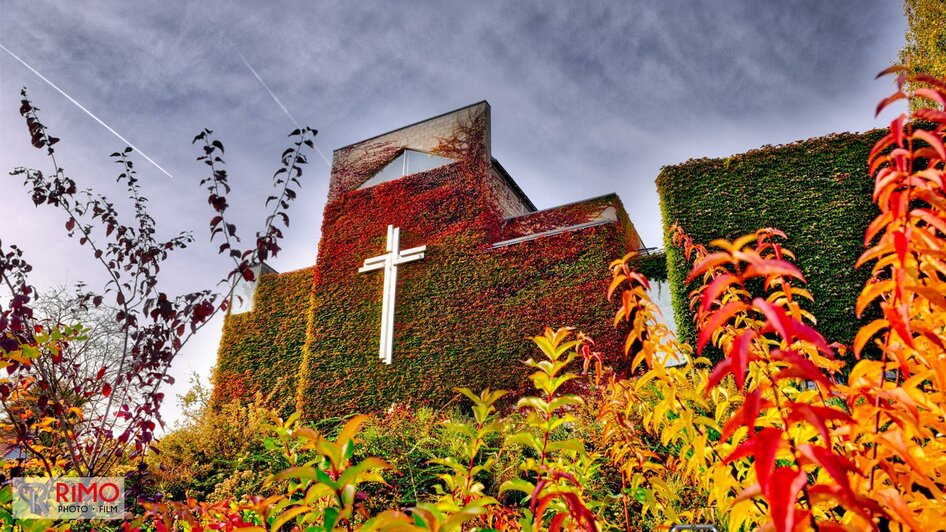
[296,167,635,418]
[214,103,643,419]
[656,130,885,350]
[212,267,314,409]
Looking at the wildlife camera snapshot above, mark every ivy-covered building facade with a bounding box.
[212,101,646,417]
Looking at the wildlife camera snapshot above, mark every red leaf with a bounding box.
[697,301,747,354]
[753,297,790,339]
[700,273,741,313]
[884,304,915,350]
[96,367,107,380]
[754,298,832,355]
[706,357,733,394]
[724,427,786,495]
[549,513,568,532]
[913,88,946,109]
[875,91,905,117]
[770,350,834,389]
[753,427,785,496]
[720,389,772,442]
[766,466,807,532]
[890,115,905,148]
[789,321,833,357]
[893,230,909,265]
[102,383,112,397]
[913,128,946,162]
[797,444,858,499]
[784,402,851,443]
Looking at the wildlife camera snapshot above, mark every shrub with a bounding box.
[146,385,287,502]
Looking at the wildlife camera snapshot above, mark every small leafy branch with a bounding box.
[500,328,598,532]
[0,88,317,480]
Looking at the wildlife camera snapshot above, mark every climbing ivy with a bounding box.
[657,130,885,352]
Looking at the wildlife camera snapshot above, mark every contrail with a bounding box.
[234,47,298,127]
[1,43,176,179]
[227,40,332,168]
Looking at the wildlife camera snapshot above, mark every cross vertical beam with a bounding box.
[358,225,426,364]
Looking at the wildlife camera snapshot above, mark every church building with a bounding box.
[213,101,645,417]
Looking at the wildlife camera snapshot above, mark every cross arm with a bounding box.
[358,255,388,273]
[394,245,427,265]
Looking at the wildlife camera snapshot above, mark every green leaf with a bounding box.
[506,432,542,453]
[545,438,585,453]
[337,457,392,487]
[323,506,341,530]
[275,466,319,482]
[499,478,535,496]
[516,396,550,414]
[271,505,312,531]
[549,394,584,412]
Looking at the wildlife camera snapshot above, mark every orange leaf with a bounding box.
[868,132,895,166]
[686,252,732,283]
[875,487,922,531]
[742,258,806,283]
[856,280,893,318]
[875,65,909,79]
[852,319,888,359]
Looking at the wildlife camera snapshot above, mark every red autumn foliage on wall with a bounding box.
[214,103,645,417]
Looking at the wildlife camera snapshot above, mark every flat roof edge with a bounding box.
[334,101,491,153]
[502,192,619,222]
[491,219,614,248]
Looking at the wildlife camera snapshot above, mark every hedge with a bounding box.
[656,129,885,352]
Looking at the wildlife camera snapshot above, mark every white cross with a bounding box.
[358,225,426,364]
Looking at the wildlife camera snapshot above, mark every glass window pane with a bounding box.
[358,150,455,190]
[359,153,406,189]
[405,150,454,175]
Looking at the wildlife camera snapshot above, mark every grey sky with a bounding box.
[0,1,908,427]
